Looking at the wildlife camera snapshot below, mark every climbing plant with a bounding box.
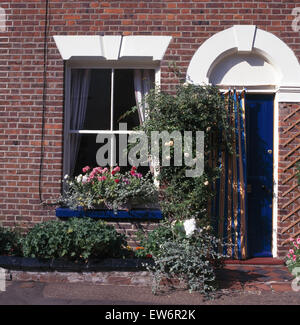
[134,83,233,226]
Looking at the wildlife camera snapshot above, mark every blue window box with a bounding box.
[56,207,163,220]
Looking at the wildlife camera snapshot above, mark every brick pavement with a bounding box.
[217,259,296,293]
[4,259,297,294]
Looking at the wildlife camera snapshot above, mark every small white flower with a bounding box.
[82,175,88,184]
[76,174,83,183]
[64,174,69,180]
[184,152,190,158]
[183,218,197,237]
[204,180,209,186]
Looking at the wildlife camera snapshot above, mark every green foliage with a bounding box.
[0,226,22,256]
[22,218,127,261]
[136,83,233,223]
[285,237,300,275]
[60,166,158,211]
[142,221,227,296]
[135,223,174,258]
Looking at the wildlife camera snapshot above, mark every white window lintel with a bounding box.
[54,35,172,62]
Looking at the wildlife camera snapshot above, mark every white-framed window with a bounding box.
[63,63,159,177]
[54,35,172,177]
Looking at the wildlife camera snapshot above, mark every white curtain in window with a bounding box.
[134,69,152,124]
[69,69,91,176]
[134,69,160,184]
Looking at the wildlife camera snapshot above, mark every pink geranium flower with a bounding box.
[91,167,102,175]
[82,166,90,173]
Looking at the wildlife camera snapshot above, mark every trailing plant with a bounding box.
[285,237,300,276]
[60,166,158,211]
[133,83,233,224]
[22,218,127,261]
[0,225,22,256]
[142,218,228,296]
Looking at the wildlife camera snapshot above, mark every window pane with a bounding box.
[113,69,139,130]
[83,69,111,130]
[71,69,155,175]
[74,135,98,175]
[73,134,152,174]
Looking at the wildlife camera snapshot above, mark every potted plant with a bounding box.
[56,166,162,220]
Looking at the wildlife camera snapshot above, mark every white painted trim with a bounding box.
[277,87,300,102]
[233,25,256,52]
[63,66,71,178]
[54,35,107,60]
[119,36,172,61]
[186,25,300,95]
[69,130,141,135]
[64,60,160,69]
[273,93,279,258]
[54,35,172,62]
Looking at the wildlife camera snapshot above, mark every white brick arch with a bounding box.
[186,25,300,101]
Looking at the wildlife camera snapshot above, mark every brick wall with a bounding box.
[106,220,160,248]
[0,0,299,256]
[278,102,300,257]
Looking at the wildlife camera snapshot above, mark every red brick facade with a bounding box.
[0,0,299,257]
[278,102,300,256]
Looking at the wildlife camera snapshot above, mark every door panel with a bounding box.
[245,94,274,258]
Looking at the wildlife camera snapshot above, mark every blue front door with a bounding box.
[245,94,274,258]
